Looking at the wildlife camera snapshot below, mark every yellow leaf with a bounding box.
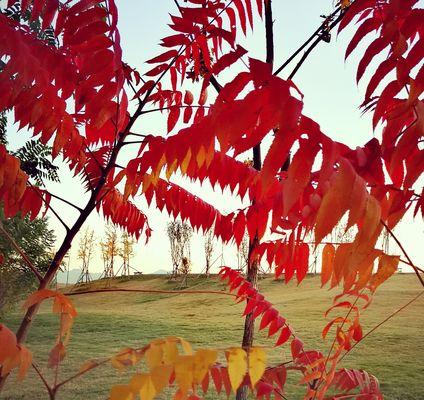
[178,337,193,355]
[111,349,139,370]
[180,148,192,175]
[162,338,178,364]
[248,348,266,387]
[194,349,218,383]
[150,365,173,392]
[130,373,156,400]
[79,360,98,374]
[196,145,206,167]
[204,140,215,169]
[146,343,163,369]
[166,159,178,180]
[226,348,247,392]
[175,355,195,393]
[341,0,351,9]
[110,385,134,400]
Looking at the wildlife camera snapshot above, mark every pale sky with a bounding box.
[5,1,424,276]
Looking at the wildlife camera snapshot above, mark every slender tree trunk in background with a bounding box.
[236,2,272,399]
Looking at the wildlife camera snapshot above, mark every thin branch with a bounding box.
[273,6,342,76]
[28,182,70,232]
[381,219,424,287]
[32,363,53,397]
[127,80,142,106]
[54,359,109,391]
[85,145,105,172]
[121,140,148,146]
[140,104,210,116]
[48,192,83,212]
[339,290,424,362]
[288,11,346,80]
[314,292,362,399]
[399,258,424,273]
[0,221,43,282]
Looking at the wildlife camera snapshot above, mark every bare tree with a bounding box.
[167,221,192,277]
[76,228,95,284]
[119,232,135,275]
[100,224,119,278]
[204,230,215,276]
[237,234,249,273]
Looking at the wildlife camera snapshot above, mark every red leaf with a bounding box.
[146,49,178,64]
[290,337,304,359]
[275,326,291,347]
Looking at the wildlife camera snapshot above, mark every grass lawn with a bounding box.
[1,274,423,399]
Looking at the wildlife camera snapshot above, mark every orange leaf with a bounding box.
[321,244,335,287]
[370,254,399,290]
[48,342,66,368]
[315,158,356,244]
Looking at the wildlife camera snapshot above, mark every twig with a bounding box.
[339,290,424,362]
[121,140,148,146]
[28,182,70,232]
[399,258,424,273]
[314,292,362,399]
[32,363,53,397]
[48,192,83,212]
[127,132,148,138]
[273,6,342,76]
[140,104,210,116]
[0,221,43,282]
[54,359,109,391]
[381,219,424,287]
[287,10,346,80]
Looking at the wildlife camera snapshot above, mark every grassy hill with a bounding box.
[2,274,423,399]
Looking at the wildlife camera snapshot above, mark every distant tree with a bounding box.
[167,221,192,276]
[237,234,249,272]
[119,232,135,275]
[100,225,119,278]
[76,228,95,284]
[0,210,55,315]
[204,230,215,275]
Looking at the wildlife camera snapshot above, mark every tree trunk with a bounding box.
[236,2,272,399]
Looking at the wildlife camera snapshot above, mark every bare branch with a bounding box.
[273,6,342,76]
[48,192,83,212]
[381,219,424,287]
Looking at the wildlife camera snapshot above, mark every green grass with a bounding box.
[1,274,423,399]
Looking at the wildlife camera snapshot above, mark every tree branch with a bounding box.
[48,192,83,212]
[32,363,53,398]
[0,221,43,282]
[288,10,346,80]
[339,290,424,362]
[140,104,210,116]
[273,6,342,76]
[28,182,70,232]
[381,219,424,287]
